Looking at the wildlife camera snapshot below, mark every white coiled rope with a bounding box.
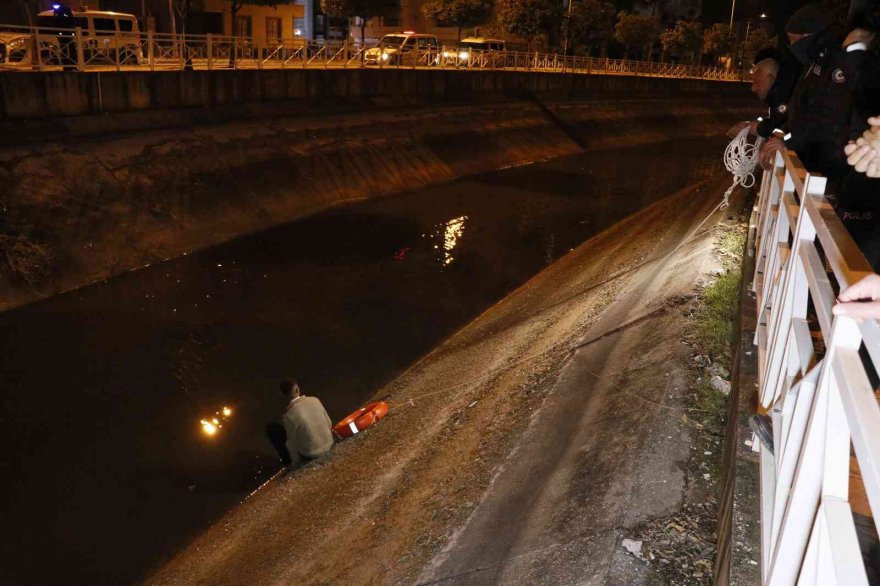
[722,126,764,208]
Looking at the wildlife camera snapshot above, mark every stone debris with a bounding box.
[621,538,645,560]
[710,375,731,395]
[631,502,718,585]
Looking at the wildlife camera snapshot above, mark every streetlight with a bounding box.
[563,0,574,55]
[744,12,767,45]
[741,12,767,72]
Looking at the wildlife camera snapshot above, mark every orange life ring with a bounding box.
[333,401,389,439]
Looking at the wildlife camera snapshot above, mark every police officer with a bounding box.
[759,4,850,182]
[837,11,880,270]
[751,46,802,140]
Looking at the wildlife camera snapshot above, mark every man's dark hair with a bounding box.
[279,378,300,397]
[753,47,780,67]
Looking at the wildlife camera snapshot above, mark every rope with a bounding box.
[722,126,763,209]
[382,140,748,421]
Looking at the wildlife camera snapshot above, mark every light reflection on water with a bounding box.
[423,215,469,267]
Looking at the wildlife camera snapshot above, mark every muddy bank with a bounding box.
[0,95,753,311]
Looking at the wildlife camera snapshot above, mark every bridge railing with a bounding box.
[0,23,745,81]
[751,146,880,584]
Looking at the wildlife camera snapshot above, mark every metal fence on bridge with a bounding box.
[751,147,880,584]
[0,23,745,81]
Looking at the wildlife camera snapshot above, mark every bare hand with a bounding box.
[833,274,880,320]
[844,119,880,177]
[845,142,880,176]
[844,28,876,47]
[759,137,785,170]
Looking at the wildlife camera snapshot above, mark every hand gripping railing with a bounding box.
[751,147,880,585]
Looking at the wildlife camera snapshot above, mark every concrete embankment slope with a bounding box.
[0,71,753,311]
[146,173,741,586]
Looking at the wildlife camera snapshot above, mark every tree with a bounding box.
[741,28,774,67]
[702,23,736,66]
[568,0,616,56]
[614,11,660,60]
[659,19,702,63]
[321,0,401,45]
[422,0,494,41]
[496,0,563,51]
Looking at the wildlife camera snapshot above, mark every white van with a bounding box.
[443,37,506,67]
[0,33,34,70]
[364,32,440,67]
[35,9,143,66]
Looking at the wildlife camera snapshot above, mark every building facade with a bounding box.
[3,0,513,47]
[351,0,501,45]
[9,0,310,46]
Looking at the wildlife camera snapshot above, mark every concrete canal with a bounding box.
[0,137,723,584]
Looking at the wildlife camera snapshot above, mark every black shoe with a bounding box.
[749,414,774,455]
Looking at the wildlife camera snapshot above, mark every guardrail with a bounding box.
[0,23,745,81]
[751,147,880,584]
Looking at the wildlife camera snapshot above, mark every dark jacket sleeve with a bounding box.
[843,48,880,137]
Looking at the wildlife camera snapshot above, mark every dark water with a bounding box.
[0,138,723,585]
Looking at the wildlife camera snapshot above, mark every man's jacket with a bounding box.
[283,396,334,458]
[756,48,802,138]
[784,26,852,181]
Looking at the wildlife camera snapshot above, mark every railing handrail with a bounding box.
[750,146,880,585]
[0,21,746,81]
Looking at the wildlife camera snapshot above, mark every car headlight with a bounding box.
[459,51,468,60]
[381,53,389,61]
[442,51,451,58]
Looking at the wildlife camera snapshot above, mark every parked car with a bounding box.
[0,33,35,70]
[442,37,506,68]
[35,9,143,66]
[364,32,440,67]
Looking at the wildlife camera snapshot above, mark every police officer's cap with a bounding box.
[785,3,833,35]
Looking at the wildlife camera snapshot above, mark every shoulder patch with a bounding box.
[832,68,846,83]
[776,103,787,114]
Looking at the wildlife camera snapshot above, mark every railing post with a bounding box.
[114,31,121,71]
[206,33,213,70]
[33,34,43,71]
[147,30,154,71]
[75,26,85,71]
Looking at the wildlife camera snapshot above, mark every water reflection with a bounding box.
[199,406,234,438]
[423,215,468,267]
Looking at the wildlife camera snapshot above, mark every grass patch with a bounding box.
[695,377,730,436]
[696,270,741,360]
[694,227,745,362]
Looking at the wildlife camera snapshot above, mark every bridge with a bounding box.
[0,23,744,80]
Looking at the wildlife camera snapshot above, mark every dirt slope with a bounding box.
[146,173,739,586]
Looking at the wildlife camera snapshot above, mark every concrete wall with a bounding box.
[0,68,749,128]
[0,70,756,312]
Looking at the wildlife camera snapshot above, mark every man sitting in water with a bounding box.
[266,379,333,467]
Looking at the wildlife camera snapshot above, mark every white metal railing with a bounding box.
[0,22,746,81]
[751,147,880,585]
